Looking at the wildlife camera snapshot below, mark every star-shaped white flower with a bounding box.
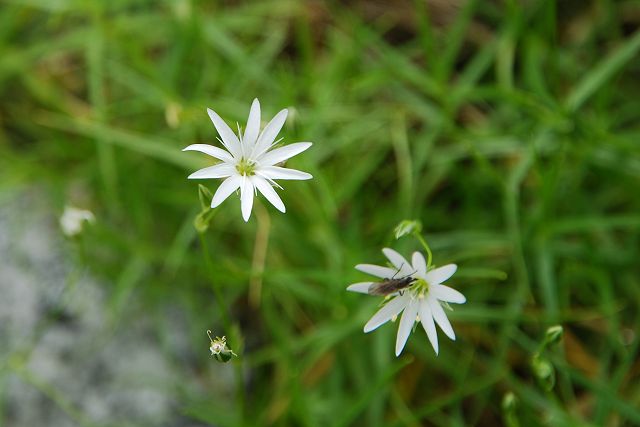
[347,248,466,356]
[184,99,313,221]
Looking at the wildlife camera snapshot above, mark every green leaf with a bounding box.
[566,30,640,111]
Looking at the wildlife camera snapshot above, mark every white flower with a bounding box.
[210,338,226,355]
[207,331,237,363]
[183,99,313,221]
[60,206,95,237]
[347,248,466,356]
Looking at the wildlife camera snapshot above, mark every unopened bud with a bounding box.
[544,325,563,347]
[198,184,214,210]
[531,355,555,391]
[501,392,519,427]
[394,220,422,239]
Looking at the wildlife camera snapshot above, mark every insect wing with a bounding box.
[368,276,415,296]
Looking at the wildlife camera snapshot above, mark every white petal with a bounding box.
[182,144,234,162]
[257,142,312,166]
[207,108,241,158]
[257,166,312,180]
[382,248,415,279]
[251,176,285,213]
[240,177,254,222]
[346,282,374,294]
[252,109,288,158]
[429,298,455,340]
[211,175,242,208]
[419,302,439,354]
[188,163,235,179]
[411,252,427,277]
[432,285,466,304]
[382,248,409,271]
[355,264,396,279]
[425,264,457,285]
[363,295,408,333]
[395,299,419,356]
[244,99,261,149]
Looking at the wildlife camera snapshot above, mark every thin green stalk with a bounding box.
[88,2,119,213]
[198,233,246,424]
[199,233,232,330]
[249,200,271,308]
[9,357,96,427]
[413,231,433,268]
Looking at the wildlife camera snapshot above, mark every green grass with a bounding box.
[1,0,640,426]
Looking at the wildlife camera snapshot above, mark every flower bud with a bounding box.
[501,392,519,427]
[394,220,422,239]
[531,355,555,391]
[194,209,213,233]
[544,325,563,347]
[198,184,214,210]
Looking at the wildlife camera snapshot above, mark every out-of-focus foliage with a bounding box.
[1,0,640,426]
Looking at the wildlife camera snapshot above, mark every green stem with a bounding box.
[413,232,433,268]
[198,233,246,424]
[199,234,232,330]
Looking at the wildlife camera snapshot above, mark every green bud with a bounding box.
[544,325,563,347]
[501,392,519,427]
[194,209,213,233]
[531,355,555,391]
[198,184,214,210]
[194,185,219,233]
[502,392,517,411]
[394,220,422,239]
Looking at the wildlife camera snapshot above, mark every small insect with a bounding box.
[368,274,417,296]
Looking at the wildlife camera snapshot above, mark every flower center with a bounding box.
[210,342,224,354]
[409,278,430,299]
[236,157,256,176]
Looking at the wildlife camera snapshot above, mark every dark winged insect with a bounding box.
[368,275,416,296]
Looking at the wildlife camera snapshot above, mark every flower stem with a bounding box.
[413,231,433,268]
[199,234,232,330]
[249,200,271,308]
[198,233,246,422]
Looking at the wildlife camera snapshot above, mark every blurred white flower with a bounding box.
[209,338,226,355]
[60,206,95,237]
[207,331,237,363]
[184,99,313,222]
[347,248,466,356]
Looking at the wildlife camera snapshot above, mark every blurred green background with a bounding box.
[1,0,640,426]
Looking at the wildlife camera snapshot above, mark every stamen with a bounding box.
[236,157,257,176]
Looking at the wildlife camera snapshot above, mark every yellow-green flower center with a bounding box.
[410,278,429,298]
[236,157,256,176]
